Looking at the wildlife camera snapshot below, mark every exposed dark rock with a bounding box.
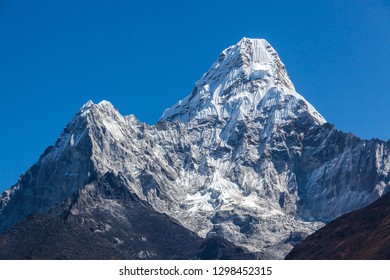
[0,173,252,260]
[286,192,390,259]
[197,236,257,260]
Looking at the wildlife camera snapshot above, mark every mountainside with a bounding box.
[286,191,390,259]
[0,172,254,260]
[1,38,389,259]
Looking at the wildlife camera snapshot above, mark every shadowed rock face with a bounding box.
[0,111,95,234]
[0,173,252,260]
[286,192,390,260]
[1,38,390,259]
[296,124,390,222]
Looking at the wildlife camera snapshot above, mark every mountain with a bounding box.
[0,172,204,260]
[285,191,390,259]
[1,38,389,259]
[0,172,255,260]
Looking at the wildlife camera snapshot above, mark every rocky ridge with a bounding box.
[1,38,389,259]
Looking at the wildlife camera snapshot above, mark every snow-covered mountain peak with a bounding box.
[80,100,94,112]
[160,38,324,125]
[39,99,123,163]
[235,37,275,68]
[235,38,293,87]
[1,38,390,260]
[78,100,118,118]
[80,99,115,111]
[97,100,114,108]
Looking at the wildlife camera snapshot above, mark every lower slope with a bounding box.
[286,192,390,259]
[0,173,253,260]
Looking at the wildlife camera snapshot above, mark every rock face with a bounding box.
[285,191,390,260]
[1,38,390,259]
[0,172,252,260]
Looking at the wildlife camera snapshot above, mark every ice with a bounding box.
[160,38,325,126]
[2,38,388,260]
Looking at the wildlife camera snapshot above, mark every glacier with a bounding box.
[1,38,389,259]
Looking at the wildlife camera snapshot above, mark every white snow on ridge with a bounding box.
[160,38,325,126]
[4,38,388,260]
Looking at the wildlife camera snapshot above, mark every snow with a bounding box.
[70,134,75,146]
[160,38,325,126]
[250,63,271,79]
[80,100,94,111]
[2,37,389,259]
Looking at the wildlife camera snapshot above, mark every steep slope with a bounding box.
[161,38,325,125]
[296,125,390,221]
[286,190,390,260]
[0,172,253,260]
[0,103,95,233]
[1,38,389,259]
[153,38,390,256]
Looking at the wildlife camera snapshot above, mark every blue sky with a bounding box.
[0,0,389,191]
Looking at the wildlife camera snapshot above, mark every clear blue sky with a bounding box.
[1,0,389,191]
